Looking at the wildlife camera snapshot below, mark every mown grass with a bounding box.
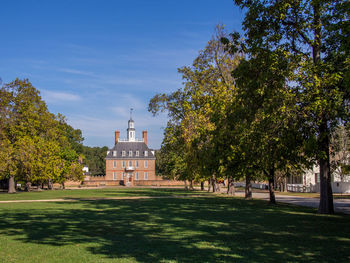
[0,187,209,201]
[0,189,349,262]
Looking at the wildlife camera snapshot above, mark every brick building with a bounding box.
[104,116,158,186]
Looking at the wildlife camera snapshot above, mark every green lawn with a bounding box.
[0,189,349,262]
[0,187,209,201]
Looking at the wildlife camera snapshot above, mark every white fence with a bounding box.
[288,182,350,194]
[234,182,268,189]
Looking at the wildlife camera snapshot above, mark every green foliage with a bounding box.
[149,25,241,183]
[0,79,84,189]
[82,145,108,176]
[231,0,349,212]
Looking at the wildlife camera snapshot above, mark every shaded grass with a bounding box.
[0,187,209,201]
[0,194,349,262]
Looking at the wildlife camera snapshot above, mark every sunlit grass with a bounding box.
[0,190,349,262]
[0,187,209,201]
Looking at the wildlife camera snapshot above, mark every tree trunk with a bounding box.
[200,181,204,191]
[284,176,288,192]
[245,175,252,200]
[207,179,211,192]
[8,175,16,194]
[215,180,221,192]
[227,176,235,196]
[61,181,65,189]
[48,179,53,190]
[318,119,334,214]
[212,177,216,193]
[184,180,188,190]
[25,181,31,192]
[189,180,194,190]
[268,168,276,204]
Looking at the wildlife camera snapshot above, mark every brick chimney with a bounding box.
[115,130,120,145]
[142,130,147,145]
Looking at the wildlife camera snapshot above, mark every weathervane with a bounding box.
[130,108,133,119]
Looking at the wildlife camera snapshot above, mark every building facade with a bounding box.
[105,117,158,186]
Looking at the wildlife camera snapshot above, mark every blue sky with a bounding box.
[0,0,244,149]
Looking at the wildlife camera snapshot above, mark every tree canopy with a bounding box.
[0,79,85,192]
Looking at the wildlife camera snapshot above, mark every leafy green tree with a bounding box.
[82,146,108,176]
[231,0,349,213]
[0,79,84,192]
[149,26,241,191]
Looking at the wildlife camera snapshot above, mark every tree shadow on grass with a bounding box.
[0,197,349,262]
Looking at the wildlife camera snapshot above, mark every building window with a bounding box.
[136,160,139,168]
[136,172,139,180]
[113,172,117,180]
[144,172,148,180]
[144,151,148,157]
[144,160,148,168]
[113,151,117,157]
[122,151,126,157]
[129,150,132,157]
[129,160,132,167]
[136,151,139,157]
[122,160,125,168]
[113,161,116,168]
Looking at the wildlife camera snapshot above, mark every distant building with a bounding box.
[104,116,158,186]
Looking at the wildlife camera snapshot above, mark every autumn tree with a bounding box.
[149,26,240,190]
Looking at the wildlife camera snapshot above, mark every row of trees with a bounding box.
[150,1,349,214]
[0,79,85,192]
[82,145,108,176]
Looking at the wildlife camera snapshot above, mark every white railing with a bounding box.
[125,166,135,171]
[287,184,311,192]
[118,138,144,142]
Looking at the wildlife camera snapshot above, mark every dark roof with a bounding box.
[106,141,155,160]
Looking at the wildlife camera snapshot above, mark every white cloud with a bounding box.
[41,90,81,103]
[57,68,96,77]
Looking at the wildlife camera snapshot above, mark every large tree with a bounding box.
[149,26,240,190]
[0,79,84,192]
[232,0,349,213]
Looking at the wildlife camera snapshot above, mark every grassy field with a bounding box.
[0,188,349,262]
[0,187,209,201]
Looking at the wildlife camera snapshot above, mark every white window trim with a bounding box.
[136,151,139,157]
[113,151,117,157]
[144,160,148,168]
[128,160,132,167]
[129,150,132,157]
[144,151,148,157]
[122,151,126,157]
[113,172,117,180]
[113,161,117,168]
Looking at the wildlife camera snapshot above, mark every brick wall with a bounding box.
[105,159,156,181]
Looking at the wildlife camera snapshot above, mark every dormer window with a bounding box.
[136,151,139,157]
[129,150,132,157]
[144,151,148,157]
[113,151,117,157]
[122,151,126,157]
